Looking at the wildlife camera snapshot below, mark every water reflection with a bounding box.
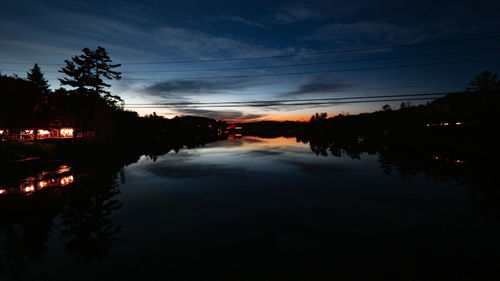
[59,177,122,261]
[0,136,229,278]
[299,135,500,220]
[1,136,499,280]
[0,162,123,276]
[0,165,75,196]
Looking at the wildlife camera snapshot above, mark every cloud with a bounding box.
[283,159,352,174]
[273,4,323,24]
[306,21,414,46]
[0,39,77,56]
[142,79,252,99]
[1,8,283,66]
[240,150,283,157]
[305,21,468,47]
[139,152,247,179]
[153,26,282,60]
[174,108,264,121]
[214,15,266,28]
[282,75,354,97]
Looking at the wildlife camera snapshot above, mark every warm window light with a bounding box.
[0,189,5,194]
[427,122,466,127]
[60,128,74,137]
[0,130,4,134]
[38,129,50,135]
[24,185,35,192]
[60,175,74,186]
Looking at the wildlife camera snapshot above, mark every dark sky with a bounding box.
[1,0,500,121]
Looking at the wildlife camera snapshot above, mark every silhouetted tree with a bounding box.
[91,46,123,106]
[382,104,392,111]
[26,63,50,96]
[59,46,122,107]
[467,71,499,94]
[310,112,327,122]
[0,75,44,128]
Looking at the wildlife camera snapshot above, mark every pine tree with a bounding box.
[467,71,499,94]
[92,46,122,106]
[59,46,122,107]
[27,63,50,96]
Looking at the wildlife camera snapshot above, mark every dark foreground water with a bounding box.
[1,136,500,280]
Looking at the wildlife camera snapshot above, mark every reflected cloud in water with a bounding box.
[1,136,500,280]
[139,159,250,179]
[282,159,354,174]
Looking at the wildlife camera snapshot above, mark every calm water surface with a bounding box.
[1,136,499,280]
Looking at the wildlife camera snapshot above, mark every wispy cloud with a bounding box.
[174,108,264,121]
[153,26,282,60]
[283,159,353,174]
[0,7,283,63]
[143,79,251,99]
[305,21,415,46]
[305,20,479,48]
[214,15,266,28]
[0,39,77,56]
[273,4,322,24]
[138,152,248,179]
[281,75,354,97]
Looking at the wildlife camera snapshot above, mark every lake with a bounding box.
[1,136,499,280]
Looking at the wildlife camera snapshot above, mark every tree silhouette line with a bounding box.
[241,71,500,147]
[0,46,228,145]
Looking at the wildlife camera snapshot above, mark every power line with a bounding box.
[124,92,450,106]
[1,33,500,66]
[327,82,465,92]
[124,96,444,108]
[120,57,500,81]
[2,47,499,73]
[113,48,500,73]
[124,92,453,109]
[3,47,498,74]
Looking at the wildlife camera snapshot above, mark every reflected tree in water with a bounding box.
[59,178,122,261]
[0,217,53,276]
[300,134,500,219]
[0,173,124,277]
[310,142,328,156]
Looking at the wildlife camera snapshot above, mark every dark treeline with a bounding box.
[0,46,230,277]
[0,46,228,150]
[241,71,500,150]
[0,71,227,163]
[240,72,500,223]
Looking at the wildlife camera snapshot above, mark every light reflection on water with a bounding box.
[1,136,500,280]
[0,165,75,195]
